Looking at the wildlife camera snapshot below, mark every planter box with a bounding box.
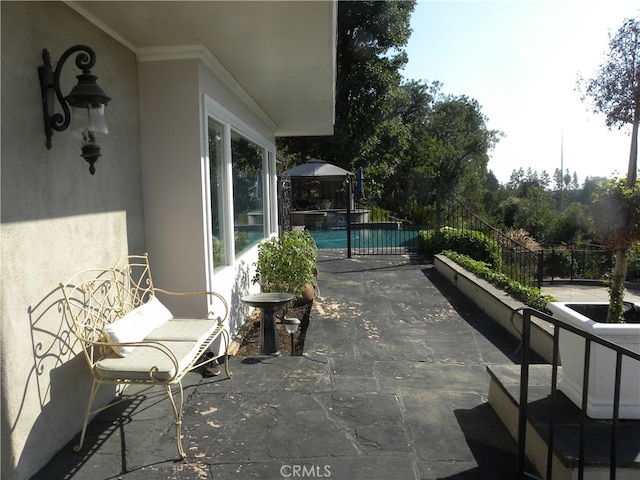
[548,302,640,419]
[434,255,556,363]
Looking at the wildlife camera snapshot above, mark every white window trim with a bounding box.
[201,94,276,289]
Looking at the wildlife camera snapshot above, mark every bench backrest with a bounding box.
[60,254,156,364]
[112,254,155,315]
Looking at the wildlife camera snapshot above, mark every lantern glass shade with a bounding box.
[71,104,108,141]
[284,318,301,335]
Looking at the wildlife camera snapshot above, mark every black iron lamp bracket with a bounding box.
[38,45,111,174]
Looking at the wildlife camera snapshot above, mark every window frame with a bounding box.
[201,94,276,281]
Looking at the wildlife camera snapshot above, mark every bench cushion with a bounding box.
[144,318,221,344]
[94,340,198,382]
[103,297,174,356]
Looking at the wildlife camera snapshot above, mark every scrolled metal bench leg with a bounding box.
[223,354,232,378]
[74,379,101,452]
[164,382,186,459]
[222,330,233,378]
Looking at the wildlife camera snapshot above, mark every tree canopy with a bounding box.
[278,0,416,170]
[579,17,640,185]
[579,17,640,320]
[277,0,500,221]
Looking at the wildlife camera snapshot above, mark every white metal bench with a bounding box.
[60,253,232,459]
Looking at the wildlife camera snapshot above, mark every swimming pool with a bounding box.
[309,227,423,251]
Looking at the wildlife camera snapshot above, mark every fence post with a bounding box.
[346,175,352,259]
[537,250,543,289]
[436,183,442,229]
[570,246,575,282]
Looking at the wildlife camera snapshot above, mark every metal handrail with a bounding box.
[438,186,543,287]
[437,186,614,288]
[517,307,640,479]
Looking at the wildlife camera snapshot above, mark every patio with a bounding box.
[34,251,537,479]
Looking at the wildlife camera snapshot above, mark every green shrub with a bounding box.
[626,242,640,282]
[441,250,555,312]
[407,202,435,225]
[369,206,390,222]
[419,228,502,268]
[252,229,317,299]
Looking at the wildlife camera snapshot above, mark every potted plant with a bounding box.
[252,229,318,304]
[551,17,640,419]
[547,178,640,419]
[547,301,640,419]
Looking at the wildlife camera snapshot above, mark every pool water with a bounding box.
[309,228,421,249]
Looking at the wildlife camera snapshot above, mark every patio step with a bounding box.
[487,364,640,480]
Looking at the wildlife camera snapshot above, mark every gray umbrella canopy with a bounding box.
[281,158,354,179]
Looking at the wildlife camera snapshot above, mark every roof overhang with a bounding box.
[66,1,336,137]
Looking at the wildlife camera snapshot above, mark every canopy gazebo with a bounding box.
[279,158,368,229]
[282,158,354,179]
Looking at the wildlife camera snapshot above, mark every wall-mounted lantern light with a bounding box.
[38,45,111,175]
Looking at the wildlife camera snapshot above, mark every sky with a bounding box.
[401,0,640,184]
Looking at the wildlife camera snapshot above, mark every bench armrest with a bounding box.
[154,288,229,323]
[86,337,184,382]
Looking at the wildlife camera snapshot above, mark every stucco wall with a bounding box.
[138,55,276,341]
[138,58,207,311]
[197,58,276,337]
[1,2,144,478]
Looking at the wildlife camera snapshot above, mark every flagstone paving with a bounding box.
[34,251,541,480]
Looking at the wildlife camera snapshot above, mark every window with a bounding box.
[231,130,265,257]
[204,95,275,272]
[208,118,228,271]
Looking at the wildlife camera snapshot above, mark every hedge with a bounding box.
[441,250,555,312]
[419,228,502,268]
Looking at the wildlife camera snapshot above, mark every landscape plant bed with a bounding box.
[548,301,640,419]
[568,302,640,323]
[234,302,312,357]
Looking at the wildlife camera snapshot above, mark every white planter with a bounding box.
[548,302,640,419]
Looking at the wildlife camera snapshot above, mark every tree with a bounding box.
[580,17,640,321]
[507,167,551,195]
[361,80,438,212]
[580,18,640,185]
[426,95,498,189]
[424,94,501,219]
[277,0,416,170]
[579,176,607,204]
[278,1,500,222]
[548,202,593,244]
[513,186,557,242]
[554,168,579,191]
[373,88,500,220]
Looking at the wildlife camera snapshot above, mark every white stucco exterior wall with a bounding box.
[197,55,278,337]
[2,3,307,477]
[138,53,277,339]
[1,2,144,478]
[138,58,208,307]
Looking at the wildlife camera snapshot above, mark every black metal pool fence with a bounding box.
[303,178,613,286]
[542,243,612,284]
[310,222,613,287]
[349,223,424,254]
[495,243,613,289]
[308,223,424,254]
[433,190,614,287]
